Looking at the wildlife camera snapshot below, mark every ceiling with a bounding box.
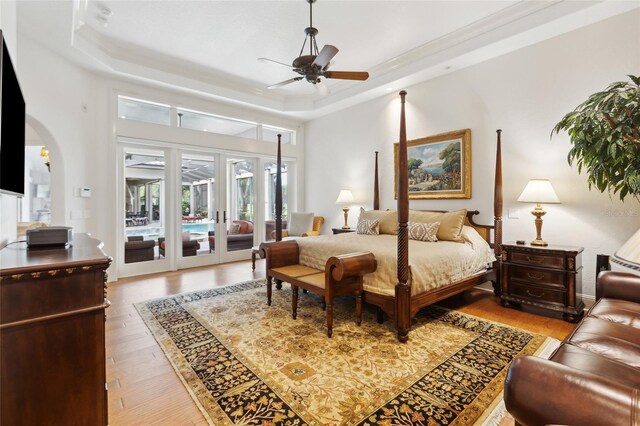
[16,1,639,120]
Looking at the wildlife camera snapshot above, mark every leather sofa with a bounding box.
[124,236,155,263]
[504,270,640,426]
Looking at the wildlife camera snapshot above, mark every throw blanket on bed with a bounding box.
[296,226,496,296]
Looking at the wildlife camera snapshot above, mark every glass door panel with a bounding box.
[180,153,216,258]
[123,149,165,263]
[226,158,255,253]
[263,161,287,241]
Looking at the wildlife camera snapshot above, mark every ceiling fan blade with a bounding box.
[258,57,294,68]
[324,71,369,81]
[312,45,339,69]
[267,77,303,89]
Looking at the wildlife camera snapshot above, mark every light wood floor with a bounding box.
[106,259,576,425]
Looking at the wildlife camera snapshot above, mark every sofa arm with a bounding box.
[505,356,639,426]
[596,270,640,303]
[301,230,320,237]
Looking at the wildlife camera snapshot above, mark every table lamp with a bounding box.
[517,179,560,246]
[335,189,354,229]
[612,228,640,271]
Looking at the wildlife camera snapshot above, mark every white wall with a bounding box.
[305,10,640,299]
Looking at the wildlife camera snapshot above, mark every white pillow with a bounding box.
[287,212,314,236]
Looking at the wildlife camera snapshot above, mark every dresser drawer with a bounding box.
[509,265,566,288]
[509,251,564,269]
[511,282,566,305]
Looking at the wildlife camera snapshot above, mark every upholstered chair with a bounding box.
[124,236,155,263]
[271,214,325,239]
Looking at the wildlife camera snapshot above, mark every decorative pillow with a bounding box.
[408,209,467,242]
[359,207,398,235]
[287,212,314,236]
[356,218,380,235]
[228,223,241,235]
[408,221,439,242]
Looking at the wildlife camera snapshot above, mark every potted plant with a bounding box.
[552,75,640,200]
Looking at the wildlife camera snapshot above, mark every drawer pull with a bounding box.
[526,272,545,280]
[526,289,544,298]
[526,256,543,264]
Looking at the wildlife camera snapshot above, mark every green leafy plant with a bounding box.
[552,75,640,200]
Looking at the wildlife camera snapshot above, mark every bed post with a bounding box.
[395,91,411,343]
[275,134,283,242]
[272,134,284,290]
[493,129,503,295]
[374,151,380,210]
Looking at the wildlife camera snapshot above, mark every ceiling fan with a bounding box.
[259,0,369,90]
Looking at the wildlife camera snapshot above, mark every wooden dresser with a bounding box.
[500,242,584,322]
[0,233,112,426]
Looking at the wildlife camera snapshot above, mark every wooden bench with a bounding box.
[259,240,377,337]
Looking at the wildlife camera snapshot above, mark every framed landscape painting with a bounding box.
[394,129,471,199]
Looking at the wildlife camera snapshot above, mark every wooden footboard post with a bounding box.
[395,90,411,343]
[275,134,283,243]
[374,151,380,211]
[492,129,503,296]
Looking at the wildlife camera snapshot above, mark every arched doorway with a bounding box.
[22,116,64,227]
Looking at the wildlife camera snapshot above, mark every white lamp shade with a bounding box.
[614,228,640,267]
[517,179,560,204]
[335,189,354,204]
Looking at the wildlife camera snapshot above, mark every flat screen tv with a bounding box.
[0,29,26,197]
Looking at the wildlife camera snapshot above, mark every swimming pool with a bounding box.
[126,222,215,240]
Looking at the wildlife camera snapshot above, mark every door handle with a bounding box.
[223,211,227,223]
[215,211,219,224]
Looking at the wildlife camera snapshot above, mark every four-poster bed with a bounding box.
[265,91,503,342]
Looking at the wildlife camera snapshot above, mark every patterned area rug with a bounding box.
[135,279,553,426]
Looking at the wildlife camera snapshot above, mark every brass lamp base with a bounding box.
[530,203,547,246]
[342,206,350,229]
[530,238,548,246]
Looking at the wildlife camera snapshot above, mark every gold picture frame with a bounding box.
[394,129,471,199]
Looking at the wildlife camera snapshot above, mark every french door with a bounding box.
[118,142,288,277]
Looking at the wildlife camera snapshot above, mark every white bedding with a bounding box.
[295,226,496,296]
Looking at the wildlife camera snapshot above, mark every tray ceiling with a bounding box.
[16,1,639,120]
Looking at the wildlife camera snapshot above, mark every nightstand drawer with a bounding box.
[511,283,566,305]
[509,251,564,269]
[509,265,565,287]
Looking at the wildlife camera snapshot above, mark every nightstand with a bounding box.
[332,228,355,234]
[500,242,584,322]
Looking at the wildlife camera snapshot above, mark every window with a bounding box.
[117,95,295,143]
[265,161,287,220]
[118,97,171,126]
[233,160,254,222]
[178,109,257,139]
[263,125,293,144]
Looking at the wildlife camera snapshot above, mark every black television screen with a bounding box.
[0,29,26,197]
